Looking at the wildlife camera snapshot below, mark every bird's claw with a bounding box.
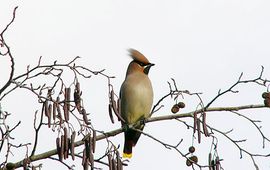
[122,124,129,132]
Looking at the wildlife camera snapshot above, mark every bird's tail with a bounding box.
[123,126,144,158]
[123,139,133,158]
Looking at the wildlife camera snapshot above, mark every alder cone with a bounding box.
[171,104,179,113]
[189,155,198,163]
[188,146,195,153]
[186,159,192,167]
[262,92,270,99]
[177,102,185,108]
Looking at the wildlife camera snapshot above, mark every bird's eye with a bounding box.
[134,60,146,67]
[139,62,145,66]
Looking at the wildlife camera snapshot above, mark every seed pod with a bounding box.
[53,102,56,120]
[111,100,125,123]
[110,89,115,103]
[47,89,52,100]
[84,138,90,159]
[211,160,216,169]
[117,99,121,120]
[202,112,209,137]
[83,159,89,170]
[61,135,65,160]
[88,136,94,166]
[177,102,185,108]
[188,146,195,153]
[92,130,96,153]
[76,82,81,93]
[171,104,179,113]
[82,148,87,166]
[44,100,49,117]
[197,119,201,143]
[89,147,94,170]
[193,112,197,134]
[208,153,212,170]
[56,137,62,161]
[108,154,113,170]
[215,156,220,170]
[64,88,70,122]
[110,89,118,115]
[116,151,122,170]
[56,97,63,125]
[74,90,81,112]
[63,127,69,159]
[48,104,52,128]
[112,158,117,170]
[68,137,71,158]
[70,131,76,160]
[112,100,118,115]
[82,109,90,125]
[108,104,115,124]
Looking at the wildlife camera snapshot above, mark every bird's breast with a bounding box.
[120,73,153,124]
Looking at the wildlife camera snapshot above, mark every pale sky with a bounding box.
[1,1,270,170]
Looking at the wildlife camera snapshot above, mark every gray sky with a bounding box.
[1,1,270,169]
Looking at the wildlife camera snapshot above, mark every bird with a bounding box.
[120,48,154,158]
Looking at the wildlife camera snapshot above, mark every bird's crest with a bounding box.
[128,48,150,64]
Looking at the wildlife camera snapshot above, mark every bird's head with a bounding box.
[126,49,155,75]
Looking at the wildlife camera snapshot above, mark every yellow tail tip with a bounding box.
[123,153,132,158]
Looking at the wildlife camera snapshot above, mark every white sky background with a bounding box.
[1,0,270,169]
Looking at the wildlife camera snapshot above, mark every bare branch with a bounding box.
[0,7,18,96]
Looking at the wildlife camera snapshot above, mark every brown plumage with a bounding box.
[120,49,154,158]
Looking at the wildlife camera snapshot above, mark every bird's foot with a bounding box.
[139,118,146,126]
[122,124,129,132]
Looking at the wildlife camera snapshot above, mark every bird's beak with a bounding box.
[148,63,155,67]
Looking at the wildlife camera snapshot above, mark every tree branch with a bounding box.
[9,103,267,169]
[0,7,18,96]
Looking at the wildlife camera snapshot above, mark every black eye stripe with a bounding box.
[134,60,147,66]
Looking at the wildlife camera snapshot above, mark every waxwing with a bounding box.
[120,49,154,158]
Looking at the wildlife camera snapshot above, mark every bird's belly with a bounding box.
[123,83,153,124]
